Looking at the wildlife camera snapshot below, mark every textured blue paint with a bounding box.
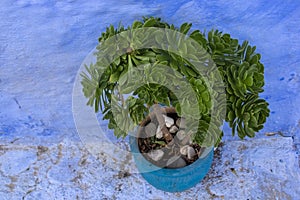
[0,0,299,189]
[1,0,299,142]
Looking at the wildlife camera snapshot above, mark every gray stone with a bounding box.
[169,125,179,134]
[165,139,175,149]
[155,125,163,139]
[163,115,174,128]
[180,145,189,155]
[187,146,196,159]
[145,122,157,137]
[176,130,186,140]
[166,156,187,168]
[180,130,194,145]
[180,145,196,159]
[147,150,164,161]
[176,118,186,129]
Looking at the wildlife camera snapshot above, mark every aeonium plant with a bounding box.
[81,17,270,166]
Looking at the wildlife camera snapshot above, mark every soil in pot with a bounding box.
[137,107,206,169]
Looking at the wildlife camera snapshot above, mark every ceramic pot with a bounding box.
[129,107,214,192]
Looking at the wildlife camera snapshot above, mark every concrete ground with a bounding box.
[0,135,299,199]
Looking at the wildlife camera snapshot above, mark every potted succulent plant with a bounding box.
[81,17,270,192]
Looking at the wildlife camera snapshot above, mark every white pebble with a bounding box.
[163,115,174,128]
[145,122,156,137]
[148,150,164,161]
[156,125,163,139]
[169,125,178,133]
[176,130,186,140]
[180,145,189,155]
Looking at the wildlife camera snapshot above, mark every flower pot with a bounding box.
[129,136,213,192]
[129,108,214,192]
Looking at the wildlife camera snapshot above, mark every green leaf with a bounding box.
[243,112,250,122]
[190,30,206,45]
[179,23,192,34]
[185,66,197,77]
[132,20,143,29]
[208,31,213,42]
[121,85,136,94]
[237,123,246,139]
[245,76,253,86]
[114,57,120,66]
[250,54,259,64]
[109,71,120,83]
[228,111,235,121]
[245,126,255,137]
[201,91,210,102]
[143,18,156,27]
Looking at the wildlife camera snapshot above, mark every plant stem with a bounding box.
[153,104,173,142]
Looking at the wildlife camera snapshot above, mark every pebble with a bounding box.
[166,139,175,149]
[187,146,196,159]
[147,149,164,161]
[166,156,187,168]
[180,145,189,155]
[145,122,157,137]
[163,115,174,128]
[156,125,163,139]
[169,125,178,134]
[180,145,196,159]
[181,130,194,145]
[176,118,186,129]
[176,130,186,140]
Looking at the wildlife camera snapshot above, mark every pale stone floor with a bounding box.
[0,134,299,199]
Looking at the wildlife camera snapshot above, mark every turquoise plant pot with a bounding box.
[129,135,214,192]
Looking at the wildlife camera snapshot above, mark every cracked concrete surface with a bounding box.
[0,137,299,199]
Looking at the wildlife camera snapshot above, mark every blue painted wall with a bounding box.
[0,0,299,142]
